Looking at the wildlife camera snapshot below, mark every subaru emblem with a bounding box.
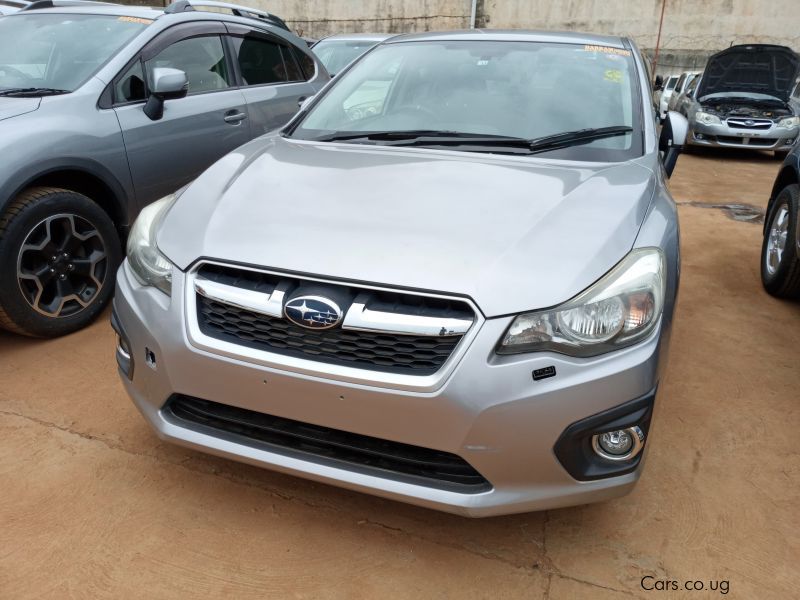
[284,296,343,330]
[745,119,754,126]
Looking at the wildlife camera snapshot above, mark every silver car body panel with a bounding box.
[158,135,657,317]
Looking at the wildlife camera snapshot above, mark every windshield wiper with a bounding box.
[523,126,634,154]
[311,130,527,143]
[0,87,71,97]
[309,126,633,154]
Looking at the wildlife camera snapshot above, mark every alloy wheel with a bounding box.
[765,205,789,276]
[16,213,108,317]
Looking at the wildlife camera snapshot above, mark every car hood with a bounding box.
[0,97,41,121]
[159,136,655,317]
[697,45,800,103]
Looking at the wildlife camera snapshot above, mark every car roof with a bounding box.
[8,4,164,18]
[385,29,628,48]
[317,33,394,43]
[4,4,301,41]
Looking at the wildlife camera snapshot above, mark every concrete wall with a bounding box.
[131,1,800,75]
[484,0,800,51]
[249,0,473,38]
[481,0,800,77]
[248,0,800,50]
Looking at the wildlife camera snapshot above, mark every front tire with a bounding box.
[761,184,800,299]
[0,187,121,337]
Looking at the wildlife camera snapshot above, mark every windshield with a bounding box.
[0,14,150,93]
[292,40,642,161]
[313,39,381,75]
[665,76,678,91]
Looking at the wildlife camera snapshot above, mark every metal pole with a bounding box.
[652,0,667,79]
[470,0,478,29]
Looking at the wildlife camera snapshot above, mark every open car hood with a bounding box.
[697,45,800,103]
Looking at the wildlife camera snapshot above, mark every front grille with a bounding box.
[194,264,474,375]
[165,395,492,493]
[726,118,773,130]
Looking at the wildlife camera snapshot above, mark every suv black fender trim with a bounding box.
[0,159,133,229]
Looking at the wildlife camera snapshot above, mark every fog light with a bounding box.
[592,426,644,461]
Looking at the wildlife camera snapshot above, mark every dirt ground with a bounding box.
[1,148,799,599]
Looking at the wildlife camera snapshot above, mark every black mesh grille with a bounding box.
[195,265,472,375]
[165,395,491,493]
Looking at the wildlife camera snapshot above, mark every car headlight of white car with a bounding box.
[126,193,179,296]
[498,248,666,357]
[694,111,721,125]
[777,116,800,128]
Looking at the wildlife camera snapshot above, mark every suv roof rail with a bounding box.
[21,0,118,10]
[164,0,289,31]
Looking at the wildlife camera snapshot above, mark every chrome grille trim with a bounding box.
[341,301,473,336]
[183,261,484,392]
[726,118,773,130]
[195,275,285,319]
[193,271,475,338]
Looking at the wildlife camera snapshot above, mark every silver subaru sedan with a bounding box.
[113,30,687,517]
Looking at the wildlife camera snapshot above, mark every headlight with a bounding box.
[498,248,666,357]
[126,193,178,295]
[778,116,799,128]
[694,111,721,125]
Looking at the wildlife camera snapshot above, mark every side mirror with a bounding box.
[144,68,189,121]
[659,111,689,178]
[653,75,664,91]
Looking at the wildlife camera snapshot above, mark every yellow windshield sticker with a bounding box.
[604,69,623,83]
[584,45,632,57]
[118,16,153,25]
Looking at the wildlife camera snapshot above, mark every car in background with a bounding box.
[654,74,678,120]
[0,0,327,338]
[312,33,392,76]
[666,70,700,113]
[115,30,688,516]
[762,143,800,298]
[673,73,701,117]
[683,45,800,157]
[0,0,27,15]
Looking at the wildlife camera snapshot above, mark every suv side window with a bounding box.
[115,60,146,104]
[230,35,287,86]
[281,45,304,82]
[291,46,316,81]
[145,35,231,94]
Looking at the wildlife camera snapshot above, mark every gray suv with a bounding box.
[115,31,689,516]
[0,0,328,337]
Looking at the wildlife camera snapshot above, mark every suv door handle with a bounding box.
[224,111,247,124]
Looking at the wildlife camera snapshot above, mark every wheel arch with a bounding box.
[766,165,799,234]
[0,160,133,236]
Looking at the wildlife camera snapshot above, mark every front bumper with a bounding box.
[114,262,669,517]
[688,120,798,150]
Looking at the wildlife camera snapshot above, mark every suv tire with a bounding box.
[0,187,121,337]
[761,184,800,299]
